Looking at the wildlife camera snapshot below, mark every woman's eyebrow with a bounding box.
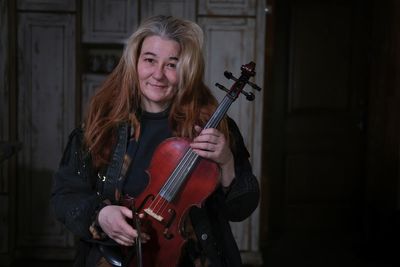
[142,52,156,57]
[141,51,178,61]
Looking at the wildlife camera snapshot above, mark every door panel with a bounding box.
[267,0,369,236]
[17,12,75,259]
[284,0,366,232]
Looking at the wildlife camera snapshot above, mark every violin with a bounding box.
[102,62,261,267]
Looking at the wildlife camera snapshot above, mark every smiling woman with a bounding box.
[51,15,259,267]
[137,35,180,112]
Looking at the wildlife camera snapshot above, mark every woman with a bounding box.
[51,15,259,267]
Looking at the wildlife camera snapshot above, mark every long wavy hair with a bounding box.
[84,15,229,169]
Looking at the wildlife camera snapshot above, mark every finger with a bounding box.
[194,125,203,133]
[120,235,135,245]
[194,126,223,139]
[191,149,213,160]
[118,222,137,238]
[120,206,133,219]
[109,229,135,245]
[193,134,220,145]
[197,127,221,136]
[190,142,216,152]
[115,236,135,247]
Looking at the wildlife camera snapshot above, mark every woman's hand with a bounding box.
[97,205,148,246]
[190,126,235,187]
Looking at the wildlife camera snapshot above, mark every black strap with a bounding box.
[103,124,129,200]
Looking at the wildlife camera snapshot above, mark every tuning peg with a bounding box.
[224,71,237,81]
[215,82,229,93]
[246,80,262,91]
[224,70,261,91]
[215,83,255,101]
[242,91,255,101]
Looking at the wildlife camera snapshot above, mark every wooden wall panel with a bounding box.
[200,17,255,147]
[81,74,106,118]
[283,0,366,233]
[198,0,257,16]
[82,0,138,43]
[0,0,10,256]
[0,197,9,254]
[141,0,195,21]
[17,13,75,258]
[288,2,352,113]
[17,0,76,11]
[364,0,400,247]
[0,0,9,193]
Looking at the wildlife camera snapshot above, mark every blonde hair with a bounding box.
[84,15,228,168]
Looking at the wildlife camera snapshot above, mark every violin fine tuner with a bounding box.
[215,61,261,102]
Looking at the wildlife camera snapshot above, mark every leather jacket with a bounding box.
[51,118,259,267]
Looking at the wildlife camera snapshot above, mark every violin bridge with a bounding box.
[144,208,164,222]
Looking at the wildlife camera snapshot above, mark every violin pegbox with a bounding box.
[214,61,261,102]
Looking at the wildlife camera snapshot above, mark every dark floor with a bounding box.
[262,231,398,267]
[11,261,73,267]
[8,232,400,267]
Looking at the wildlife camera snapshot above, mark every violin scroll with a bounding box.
[215,61,262,102]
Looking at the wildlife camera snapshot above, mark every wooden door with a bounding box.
[16,12,76,260]
[264,0,369,263]
[0,0,11,262]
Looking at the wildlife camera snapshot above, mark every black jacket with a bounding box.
[51,118,259,267]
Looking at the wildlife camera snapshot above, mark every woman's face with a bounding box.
[137,35,180,112]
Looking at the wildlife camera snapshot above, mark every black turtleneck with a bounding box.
[123,109,172,197]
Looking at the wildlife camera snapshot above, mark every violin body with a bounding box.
[124,137,220,267]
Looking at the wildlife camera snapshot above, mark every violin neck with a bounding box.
[204,94,235,129]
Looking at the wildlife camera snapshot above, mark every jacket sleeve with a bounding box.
[216,117,260,222]
[51,128,103,239]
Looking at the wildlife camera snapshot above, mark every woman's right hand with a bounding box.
[97,205,139,246]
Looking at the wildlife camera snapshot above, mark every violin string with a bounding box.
[159,97,232,201]
[147,96,233,218]
[161,102,228,203]
[149,145,197,214]
[150,148,194,213]
[153,150,197,216]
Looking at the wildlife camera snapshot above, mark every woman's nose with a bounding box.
[152,64,164,80]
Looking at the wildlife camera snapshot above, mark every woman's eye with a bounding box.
[144,58,155,63]
[167,63,177,69]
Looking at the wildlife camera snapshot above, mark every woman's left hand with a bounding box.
[190,126,232,164]
[190,126,235,187]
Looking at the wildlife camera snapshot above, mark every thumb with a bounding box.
[194,125,203,133]
[120,206,133,219]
